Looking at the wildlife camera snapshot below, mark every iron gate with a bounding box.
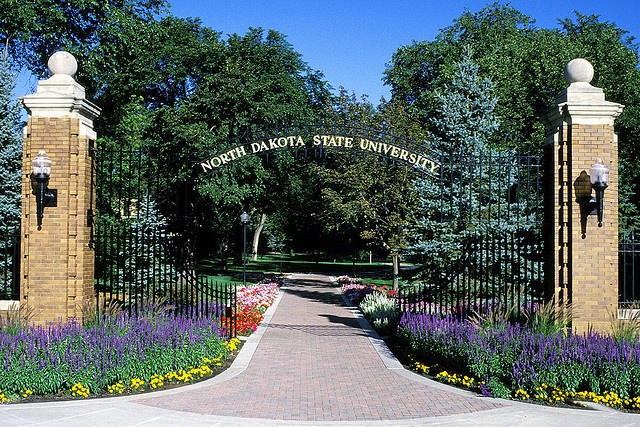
[92,144,237,336]
[0,225,20,301]
[398,150,545,317]
[92,121,545,327]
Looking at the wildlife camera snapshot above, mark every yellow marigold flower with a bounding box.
[225,338,240,352]
[71,383,90,398]
[107,381,125,395]
[130,378,145,390]
[150,374,165,389]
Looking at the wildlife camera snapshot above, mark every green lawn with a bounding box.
[198,252,412,285]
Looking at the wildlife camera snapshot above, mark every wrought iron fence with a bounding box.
[398,229,544,318]
[198,276,237,337]
[0,225,20,301]
[399,150,545,318]
[620,231,640,307]
[93,144,238,336]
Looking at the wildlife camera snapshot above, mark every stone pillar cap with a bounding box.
[23,51,86,99]
[564,58,594,84]
[556,58,606,103]
[544,58,623,128]
[20,50,101,134]
[48,51,78,77]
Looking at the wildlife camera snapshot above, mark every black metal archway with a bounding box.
[93,119,545,324]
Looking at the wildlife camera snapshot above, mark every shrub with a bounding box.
[611,304,640,342]
[0,303,33,335]
[467,300,517,332]
[398,312,640,403]
[0,308,229,398]
[359,292,399,335]
[523,300,572,337]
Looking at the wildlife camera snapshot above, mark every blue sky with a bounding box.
[168,0,640,103]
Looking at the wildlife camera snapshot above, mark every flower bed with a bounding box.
[225,281,280,335]
[339,276,396,306]
[398,312,640,410]
[0,281,280,403]
[0,309,235,403]
[340,275,640,411]
[339,276,399,336]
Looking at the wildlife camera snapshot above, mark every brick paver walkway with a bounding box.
[136,273,505,422]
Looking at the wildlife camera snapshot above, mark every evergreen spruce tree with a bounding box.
[0,48,22,298]
[405,47,542,312]
[430,46,499,156]
[117,194,176,307]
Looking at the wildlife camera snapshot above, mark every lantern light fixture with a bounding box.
[589,158,609,227]
[31,150,57,230]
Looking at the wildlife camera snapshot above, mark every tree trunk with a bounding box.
[251,213,266,261]
[392,253,400,291]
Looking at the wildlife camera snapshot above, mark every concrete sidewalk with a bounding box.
[1,273,638,426]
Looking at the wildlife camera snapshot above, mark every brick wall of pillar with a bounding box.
[19,52,100,324]
[543,59,623,334]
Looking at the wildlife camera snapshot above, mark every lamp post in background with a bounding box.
[240,211,249,286]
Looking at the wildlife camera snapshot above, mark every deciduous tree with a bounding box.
[384,3,640,229]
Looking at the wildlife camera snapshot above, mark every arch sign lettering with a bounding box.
[200,134,440,174]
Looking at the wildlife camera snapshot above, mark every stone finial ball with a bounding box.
[47,51,78,77]
[564,58,594,84]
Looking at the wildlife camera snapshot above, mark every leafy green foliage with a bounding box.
[0,0,169,75]
[113,195,176,306]
[430,46,498,155]
[404,48,541,305]
[0,48,21,230]
[139,27,332,262]
[384,3,640,227]
[317,155,414,256]
[303,88,421,260]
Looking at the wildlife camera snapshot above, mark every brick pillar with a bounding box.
[543,59,623,334]
[19,52,101,324]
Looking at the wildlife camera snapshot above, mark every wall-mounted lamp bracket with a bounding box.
[31,150,56,230]
[592,182,608,227]
[578,158,610,238]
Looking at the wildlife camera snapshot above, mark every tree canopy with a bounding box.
[384,3,640,149]
[384,2,640,230]
[0,48,21,230]
[4,0,640,267]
